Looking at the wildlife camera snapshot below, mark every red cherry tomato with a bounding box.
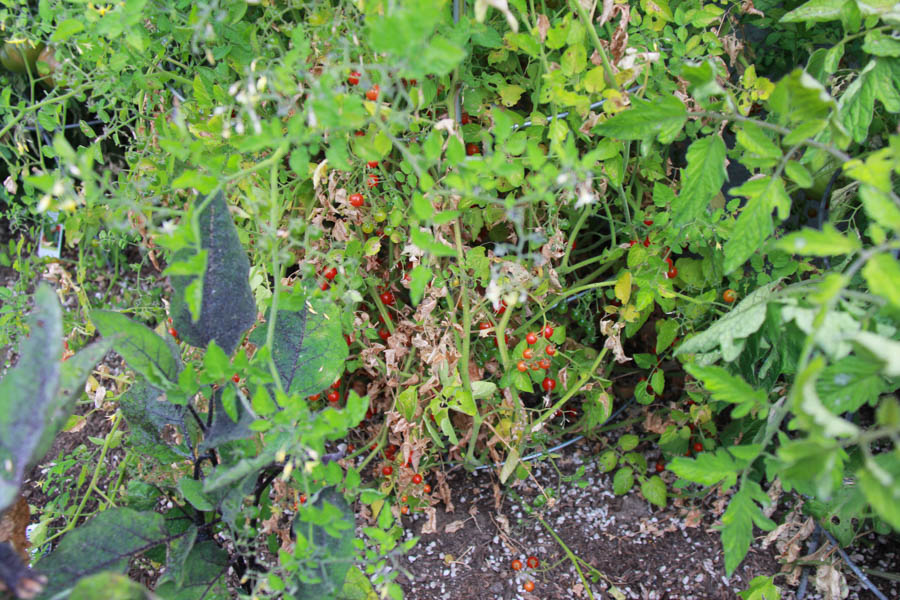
[522,348,534,359]
[323,267,338,280]
[327,389,340,403]
[367,173,380,188]
[348,71,360,85]
[378,329,390,341]
[466,143,481,156]
[412,473,423,484]
[511,559,523,571]
[542,377,556,392]
[526,556,539,568]
[382,465,393,476]
[526,332,538,345]
[367,160,379,168]
[543,325,554,339]
[366,84,379,101]
[231,373,240,383]
[517,360,528,372]
[379,291,395,305]
[723,289,737,303]
[349,193,364,207]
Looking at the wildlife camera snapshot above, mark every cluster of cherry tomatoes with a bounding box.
[511,556,540,593]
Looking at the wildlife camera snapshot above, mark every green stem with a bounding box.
[569,0,618,92]
[46,412,122,543]
[453,220,472,393]
[0,84,91,140]
[534,512,596,600]
[530,346,609,433]
[560,205,594,272]
[264,144,290,396]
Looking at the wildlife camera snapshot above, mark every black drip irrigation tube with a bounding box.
[793,523,890,600]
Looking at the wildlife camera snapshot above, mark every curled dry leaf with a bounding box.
[420,506,438,535]
[608,5,631,64]
[444,520,466,534]
[741,0,764,16]
[537,14,550,42]
[435,470,455,513]
[600,319,631,364]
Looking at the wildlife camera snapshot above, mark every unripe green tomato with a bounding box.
[0,41,44,74]
[382,225,394,236]
[361,222,374,234]
[390,231,403,244]
[389,208,403,227]
[374,209,387,223]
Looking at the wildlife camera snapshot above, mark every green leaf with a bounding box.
[784,161,813,188]
[396,386,417,422]
[791,356,860,438]
[769,69,836,126]
[863,30,900,57]
[838,60,876,143]
[0,284,62,512]
[202,340,228,381]
[723,182,777,274]
[597,450,618,472]
[178,478,215,511]
[685,364,767,419]
[776,225,861,256]
[858,185,900,231]
[853,331,900,377]
[655,319,679,354]
[672,135,727,226]
[619,434,639,452]
[863,254,900,310]
[640,475,667,508]
[669,449,739,490]
[612,466,634,495]
[69,571,154,600]
[251,385,277,416]
[410,227,457,257]
[169,192,257,354]
[718,481,775,576]
[780,0,845,23]
[91,310,182,388]
[857,454,900,531]
[248,296,348,399]
[172,170,218,194]
[51,19,85,42]
[738,575,781,600]
[199,385,253,452]
[409,265,433,306]
[34,509,169,599]
[594,95,687,143]
[675,281,779,362]
[735,123,782,160]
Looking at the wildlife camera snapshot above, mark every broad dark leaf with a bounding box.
[170,191,256,355]
[91,310,182,388]
[34,508,169,599]
[0,284,62,513]
[119,380,190,463]
[153,541,229,600]
[33,337,116,463]
[291,487,356,599]
[248,296,348,399]
[198,385,253,452]
[161,526,197,589]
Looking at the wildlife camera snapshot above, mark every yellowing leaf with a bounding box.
[615,271,633,304]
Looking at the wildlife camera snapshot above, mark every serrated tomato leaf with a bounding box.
[672,135,727,226]
[717,481,775,576]
[291,487,356,599]
[0,284,62,513]
[669,449,739,490]
[170,191,256,354]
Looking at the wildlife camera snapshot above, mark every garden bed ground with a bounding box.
[2,224,898,600]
